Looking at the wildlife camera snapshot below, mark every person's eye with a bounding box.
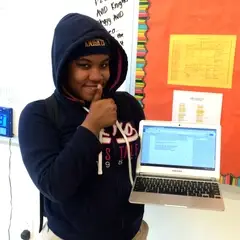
[76,63,91,69]
[101,62,109,69]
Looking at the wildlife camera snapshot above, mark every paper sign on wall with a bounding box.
[94,0,129,47]
[172,90,223,125]
[168,34,236,89]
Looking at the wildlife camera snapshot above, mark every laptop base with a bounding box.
[129,191,225,211]
[129,182,225,211]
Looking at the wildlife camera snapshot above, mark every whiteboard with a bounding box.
[0,0,139,137]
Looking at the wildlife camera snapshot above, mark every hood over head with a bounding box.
[51,13,128,98]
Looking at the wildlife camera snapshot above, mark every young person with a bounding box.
[18,13,148,240]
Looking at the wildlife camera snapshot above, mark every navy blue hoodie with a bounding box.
[18,13,145,240]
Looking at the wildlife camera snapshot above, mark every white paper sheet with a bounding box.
[172,90,223,125]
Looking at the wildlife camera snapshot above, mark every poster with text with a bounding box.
[135,0,240,184]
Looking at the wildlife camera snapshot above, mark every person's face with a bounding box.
[67,54,110,101]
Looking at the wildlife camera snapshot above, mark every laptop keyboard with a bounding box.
[133,176,222,198]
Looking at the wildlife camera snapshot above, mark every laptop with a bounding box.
[129,120,225,211]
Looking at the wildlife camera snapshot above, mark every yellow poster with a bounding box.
[168,34,237,88]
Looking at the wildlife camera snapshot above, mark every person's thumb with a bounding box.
[92,84,103,102]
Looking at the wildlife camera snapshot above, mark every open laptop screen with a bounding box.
[141,125,217,170]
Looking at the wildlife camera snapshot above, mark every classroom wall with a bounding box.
[135,0,240,184]
[0,138,39,239]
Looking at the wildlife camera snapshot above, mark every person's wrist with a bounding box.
[81,119,101,137]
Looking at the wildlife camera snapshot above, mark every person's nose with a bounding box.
[88,67,104,83]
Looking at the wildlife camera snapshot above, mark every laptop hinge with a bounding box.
[138,173,217,182]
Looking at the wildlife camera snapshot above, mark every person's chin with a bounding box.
[81,93,95,102]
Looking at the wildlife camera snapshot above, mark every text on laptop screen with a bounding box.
[141,126,217,170]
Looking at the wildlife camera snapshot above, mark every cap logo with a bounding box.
[85,39,106,47]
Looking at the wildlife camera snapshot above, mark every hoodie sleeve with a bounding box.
[127,93,146,125]
[115,92,145,129]
[18,100,101,203]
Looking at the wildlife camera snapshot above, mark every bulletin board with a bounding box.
[135,0,240,185]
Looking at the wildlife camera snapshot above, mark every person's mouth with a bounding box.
[84,85,98,88]
[83,85,99,94]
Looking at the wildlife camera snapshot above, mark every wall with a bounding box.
[0,0,139,239]
[0,137,39,239]
[135,0,240,184]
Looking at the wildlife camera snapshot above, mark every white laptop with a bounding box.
[129,120,225,211]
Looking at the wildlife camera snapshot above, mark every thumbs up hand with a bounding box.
[81,84,117,136]
[91,84,103,102]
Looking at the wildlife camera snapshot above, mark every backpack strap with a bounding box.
[39,94,60,233]
[44,94,60,129]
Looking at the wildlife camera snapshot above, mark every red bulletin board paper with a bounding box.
[135,0,240,179]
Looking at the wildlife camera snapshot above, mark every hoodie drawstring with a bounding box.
[82,107,133,186]
[115,121,133,186]
[98,129,103,175]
